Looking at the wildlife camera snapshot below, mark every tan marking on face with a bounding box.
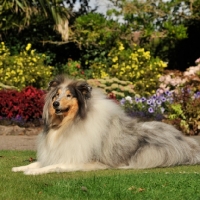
[49,88,79,127]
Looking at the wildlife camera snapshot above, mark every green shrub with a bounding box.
[91,43,167,96]
[60,59,92,79]
[164,87,200,135]
[0,42,53,90]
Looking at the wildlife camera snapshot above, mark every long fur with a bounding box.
[12,75,200,175]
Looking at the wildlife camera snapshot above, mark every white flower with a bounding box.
[125,96,133,104]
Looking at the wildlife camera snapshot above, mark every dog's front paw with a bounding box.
[12,166,27,172]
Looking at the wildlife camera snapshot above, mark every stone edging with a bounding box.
[0,125,42,136]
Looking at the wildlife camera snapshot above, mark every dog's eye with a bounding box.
[66,94,71,98]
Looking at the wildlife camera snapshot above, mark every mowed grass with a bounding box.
[1,151,200,200]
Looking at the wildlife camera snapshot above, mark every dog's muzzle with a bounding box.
[53,101,70,114]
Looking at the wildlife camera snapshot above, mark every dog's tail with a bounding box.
[124,122,200,169]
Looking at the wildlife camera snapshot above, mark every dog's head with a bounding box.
[43,75,92,130]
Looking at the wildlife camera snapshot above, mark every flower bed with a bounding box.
[0,86,45,127]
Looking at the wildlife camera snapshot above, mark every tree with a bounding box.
[0,0,95,66]
[106,0,197,69]
[0,0,71,41]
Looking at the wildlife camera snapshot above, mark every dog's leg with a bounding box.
[12,162,40,172]
[66,162,109,172]
[24,164,66,175]
[24,162,109,175]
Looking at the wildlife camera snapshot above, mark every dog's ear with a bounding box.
[47,80,60,90]
[48,80,59,88]
[47,75,66,90]
[76,82,92,99]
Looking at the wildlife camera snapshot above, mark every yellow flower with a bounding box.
[100,70,108,78]
[126,65,131,70]
[131,53,138,63]
[31,50,35,55]
[143,51,151,60]
[11,70,16,75]
[137,48,144,53]
[25,43,31,51]
[19,70,23,75]
[136,72,140,78]
[119,44,124,51]
[32,58,37,62]
[121,67,125,72]
[5,72,10,76]
[112,56,118,62]
[132,64,138,70]
[160,61,167,68]
[113,64,118,69]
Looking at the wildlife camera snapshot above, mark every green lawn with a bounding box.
[1,150,200,200]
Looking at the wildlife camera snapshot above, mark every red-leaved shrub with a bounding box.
[0,86,45,124]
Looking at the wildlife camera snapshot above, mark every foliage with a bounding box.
[91,42,167,96]
[0,0,70,41]
[0,42,53,90]
[72,13,121,69]
[164,88,200,135]
[1,0,200,72]
[0,1,97,68]
[57,59,92,79]
[87,77,135,99]
[0,86,45,125]
[107,0,193,69]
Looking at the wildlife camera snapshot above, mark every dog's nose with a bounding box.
[53,101,60,108]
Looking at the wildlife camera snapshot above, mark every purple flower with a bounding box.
[165,91,172,96]
[148,107,154,113]
[120,98,126,105]
[161,97,166,102]
[135,97,140,103]
[152,94,157,99]
[194,91,200,99]
[147,99,152,105]
[156,100,162,105]
[141,97,146,102]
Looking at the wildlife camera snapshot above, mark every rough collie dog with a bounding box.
[12,75,200,175]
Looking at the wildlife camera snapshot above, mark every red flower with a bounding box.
[0,86,45,121]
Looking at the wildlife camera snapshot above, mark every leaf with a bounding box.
[138,188,145,192]
[80,186,88,192]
